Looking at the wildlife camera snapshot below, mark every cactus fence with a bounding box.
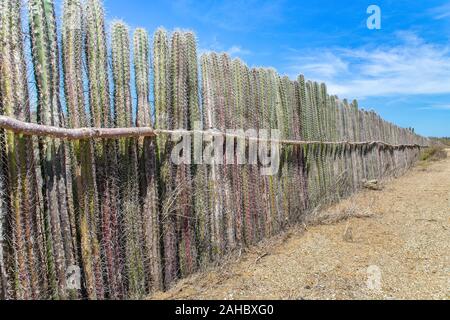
[0,0,428,300]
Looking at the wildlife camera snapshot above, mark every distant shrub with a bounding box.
[420,146,448,162]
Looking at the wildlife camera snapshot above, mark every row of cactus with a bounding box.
[0,0,427,300]
[200,58,313,248]
[300,88,425,204]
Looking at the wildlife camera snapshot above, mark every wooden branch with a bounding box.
[0,115,428,149]
[0,115,157,140]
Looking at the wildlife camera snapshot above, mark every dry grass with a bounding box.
[305,203,376,227]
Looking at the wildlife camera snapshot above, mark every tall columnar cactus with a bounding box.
[297,78,309,136]
[360,111,368,179]
[28,0,76,299]
[263,68,281,231]
[241,63,256,244]
[276,76,292,227]
[0,124,6,300]
[335,97,347,196]
[340,100,350,193]
[185,32,201,129]
[153,28,171,157]
[112,22,133,129]
[0,0,45,299]
[0,0,6,299]
[85,0,111,129]
[85,0,122,299]
[298,75,308,141]
[153,28,178,288]
[184,39,209,268]
[62,0,105,300]
[111,21,145,298]
[258,69,272,235]
[219,54,237,248]
[320,84,332,199]
[62,0,86,130]
[293,79,308,213]
[304,80,314,201]
[135,28,152,128]
[201,53,226,252]
[184,32,210,268]
[170,31,188,130]
[249,68,262,239]
[170,31,196,277]
[230,58,246,244]
[290,77,304,221]
[0,146,5,300]
[198,54,215,263]
[348,100,359,190]
[254,69,268,236]
[265,68,281,232]
[313,82,326,197]
[133,28,163,292]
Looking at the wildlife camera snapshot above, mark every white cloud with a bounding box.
[429,3,450,20]
[286,51,349,79]
[199,38,251,58]
[226,46,251,56]
[417,105,450,111]
[284,32,450,99]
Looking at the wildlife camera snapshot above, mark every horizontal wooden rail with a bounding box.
[0,115,428,149]
[0,115,158,140]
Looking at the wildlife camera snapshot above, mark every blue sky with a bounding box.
[55,0,450,137]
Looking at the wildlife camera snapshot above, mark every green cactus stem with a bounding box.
[62,0,107,300]
[134,27,163,292]
[111,21,145,298]
[85,0,123,299]
[28,0,76,300]
[153,28,178,289]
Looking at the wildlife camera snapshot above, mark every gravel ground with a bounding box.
[152,150,450,300]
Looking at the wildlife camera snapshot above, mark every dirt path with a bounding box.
[153,150,450,300]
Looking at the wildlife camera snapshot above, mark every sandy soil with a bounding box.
[152,150,450,300]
